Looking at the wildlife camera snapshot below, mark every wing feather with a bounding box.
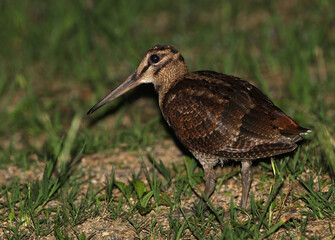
[162,71,308,159]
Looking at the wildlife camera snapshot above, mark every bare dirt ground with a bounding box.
[0,139,334,239]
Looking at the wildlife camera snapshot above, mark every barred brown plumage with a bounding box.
[87,45,310,209]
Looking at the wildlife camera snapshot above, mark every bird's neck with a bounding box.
[154,65,188,110]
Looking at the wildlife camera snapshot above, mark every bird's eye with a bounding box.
[149,54,160,64]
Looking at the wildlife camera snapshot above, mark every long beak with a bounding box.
[87,72,141,115]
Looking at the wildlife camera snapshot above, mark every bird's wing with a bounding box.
[162,71,308,159]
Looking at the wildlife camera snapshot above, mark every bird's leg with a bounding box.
[203,164,216,198]
[240,160,252,209]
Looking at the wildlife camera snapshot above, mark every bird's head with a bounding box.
[87,45,188,114]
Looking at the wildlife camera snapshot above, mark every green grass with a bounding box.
[1,0,335,238]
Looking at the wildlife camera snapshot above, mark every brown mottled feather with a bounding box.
[162,70,309,160]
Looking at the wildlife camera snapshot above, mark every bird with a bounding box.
[87,45,310,209]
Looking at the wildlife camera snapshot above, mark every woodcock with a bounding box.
[87,45,310,209]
